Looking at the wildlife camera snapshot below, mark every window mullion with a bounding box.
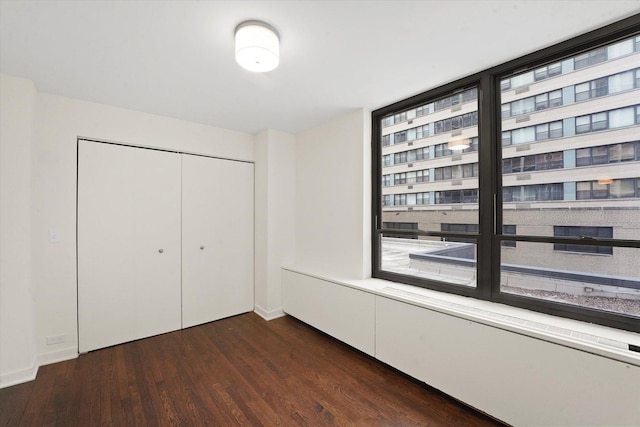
[478,73,497,301]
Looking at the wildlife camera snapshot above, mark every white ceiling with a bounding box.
[1,1,639,134]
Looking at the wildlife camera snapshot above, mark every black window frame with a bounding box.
[371,14,640,333]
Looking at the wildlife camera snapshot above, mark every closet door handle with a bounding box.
[200,246,205,250]
[158,249,164,254]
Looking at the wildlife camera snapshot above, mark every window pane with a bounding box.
[609,71,634,93]
[536,123,549,140]
[535,93,548,110]
[502,131,511,146]
[610,178,635,198]
[608,39,634,59]
[620,142,635,161]
[502,104,510,118]
[592,112,608,131]
[512,98,535,116]
[575,82,589,101]
[501,52,640,241]
[548,62,562,77]
[511,71,534,88]
[592,181,609,199]
[576,116,591,133]
[576,181,591,199]
[592,146,608,164]
[379,86,479,286]
[534,67,547,81]
[381,238,477,287]
[576,148,591,166]
[512,127,535,144]
[501,243,640,318]
[609,107,634,128]
[549,121,563,138]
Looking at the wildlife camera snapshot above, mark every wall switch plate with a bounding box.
[46,335,64,345]
[48,229,60,244]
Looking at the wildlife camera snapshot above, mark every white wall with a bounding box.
[254,129,296,319]
[0,75,38,387]
[294,109,371,279]
[31,89,255,365]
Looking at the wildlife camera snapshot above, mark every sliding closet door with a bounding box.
[182,155,254,328]
[78,141,182,352]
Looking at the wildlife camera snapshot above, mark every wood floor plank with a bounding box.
[0,313,506,426]
[0,380,33,427]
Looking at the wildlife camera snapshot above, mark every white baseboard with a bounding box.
[254,305,285,321]
[0,358,38,389]
[37,346,78,367]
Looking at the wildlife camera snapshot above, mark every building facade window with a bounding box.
[393,194,407,206]
[441,223,478,243]
[502,89,563,118]
[394,169,430,184]
[374,18,640,332]
[503,152,563,173]
[574,47,608,69]
[416,192,429,205]
[534,62,562,81]
[499,34,640,92]
[553,226,613,255]
[574,69,640,102]
[435,189,478,204]
[503,183,564,202]
[434,88,477,111]
[577,178,640,200]
[575,105,639,134]
[502,120,563,146]
[383,222,418,239]
[415,124,429,140]
[434,111,478,134]
[576,141,640,166]
[394,130,408,143]
[416,104,429,117]
[434,163,478,180]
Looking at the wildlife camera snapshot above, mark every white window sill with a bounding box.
[283,266,640,366]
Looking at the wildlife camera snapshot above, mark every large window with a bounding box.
[372,16,640,332]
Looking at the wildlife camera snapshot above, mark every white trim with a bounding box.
[37,346,78,367]
[254,305,285,321]
[0,358,38,389]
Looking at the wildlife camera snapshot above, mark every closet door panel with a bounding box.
[78,141,182,352]
[182,155,254,328]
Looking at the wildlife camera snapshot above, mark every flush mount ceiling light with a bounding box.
[448,137,471,151]
[235,20,279,72]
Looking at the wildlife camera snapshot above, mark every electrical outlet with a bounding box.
[46,335,64,345]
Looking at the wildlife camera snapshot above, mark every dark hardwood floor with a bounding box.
[1,313,505,426]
